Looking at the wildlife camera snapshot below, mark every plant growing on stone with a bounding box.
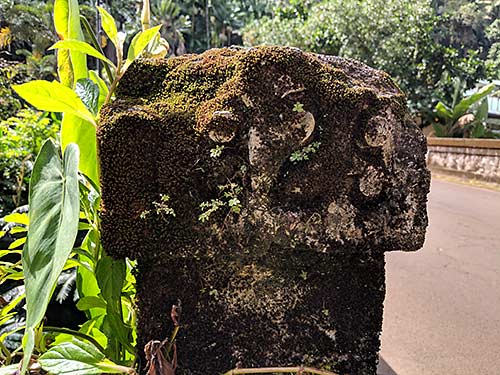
[199,183,243,222]
[290,141,321,163]
[3,0,164,373]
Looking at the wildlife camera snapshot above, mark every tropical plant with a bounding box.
[0,109,59,215]
[433,81,499,138]
[0,0,56,56]
[0,60,24,120]
[243,0,488,121]
[1,0,164,373]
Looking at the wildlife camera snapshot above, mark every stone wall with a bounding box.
[427,138,500,185]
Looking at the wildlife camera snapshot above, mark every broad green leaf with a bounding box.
[0,364,18,375]
[54,0,87,85]
[96,256,125,306]
[474,98,489,123]
[75,79,100,116]
[97,7,118,49]
[12,81,96,126]
[76,231,102,318]
[102,310,135,354]
[434,101,452,120]
[126,25,162,66]
[77,296,107,311]
[50,40,115,68]
[432,123,447,137]
[89,71,108,111]
[471,122,485,138]
[39,338,132,375]
[21,140,80,374]
[3,212,29,225]
[61,114,99,186]
[79,317,108,349]
[452,84,495,122]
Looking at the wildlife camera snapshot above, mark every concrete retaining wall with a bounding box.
[427,138,500,184]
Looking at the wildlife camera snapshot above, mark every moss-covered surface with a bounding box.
[98,46,430,375]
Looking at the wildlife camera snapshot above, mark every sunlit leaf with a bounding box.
[39,338,133,375]
[12,81,96,126]
[3,212,28,225]
[126,25,162,66]
[50,40,115,68]
[21,140,80,374]
[97,6,118,49]
[54,0,87,85]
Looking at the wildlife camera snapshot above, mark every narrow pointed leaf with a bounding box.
[97,6,118,48]
[50,40,115,68]
[434,101,452,119]
[21,140,80,374]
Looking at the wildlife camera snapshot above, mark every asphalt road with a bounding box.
[378,178,500,375]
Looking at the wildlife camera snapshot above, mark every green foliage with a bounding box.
[292,102,304,113]
[209,145,225,158]
[0,109,58,215]
[433,83,499,138]
[199,183,243,222]
[140,194,176,221]
[21,139,80,374]
[0,0,56,54]
[38,338,134,375]
[0,61,24,121]
[12,80,97,126]
[4,2,164,373]
[243,0,488,119]
[290,141,321,163]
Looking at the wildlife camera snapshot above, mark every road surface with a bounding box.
[378,178,500,375]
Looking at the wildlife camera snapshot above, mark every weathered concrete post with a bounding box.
[98,46,430,375]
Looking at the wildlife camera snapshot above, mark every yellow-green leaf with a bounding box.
[50,40,115,68]
[12,81,96,126]
[54,0,87,85]
[97,6,118,48]
[3,212,29,225]
[61,114,99,186]
[126,25,162,66]
[8,237,26,249]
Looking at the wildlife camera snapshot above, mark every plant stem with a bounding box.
[80,15,114,84]
[223,367,339,375]
[104,72,120,105]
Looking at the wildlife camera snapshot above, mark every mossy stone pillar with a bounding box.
[98,46,430,375]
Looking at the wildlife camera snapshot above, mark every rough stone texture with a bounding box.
[98,46,430,375]
[427,144,500,185]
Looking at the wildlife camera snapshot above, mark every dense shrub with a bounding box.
[243,0,488,121]
[0,109,59,215]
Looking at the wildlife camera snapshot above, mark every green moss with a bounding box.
[98,46,419,375]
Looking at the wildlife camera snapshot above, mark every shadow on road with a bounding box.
[377,356,398,375]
